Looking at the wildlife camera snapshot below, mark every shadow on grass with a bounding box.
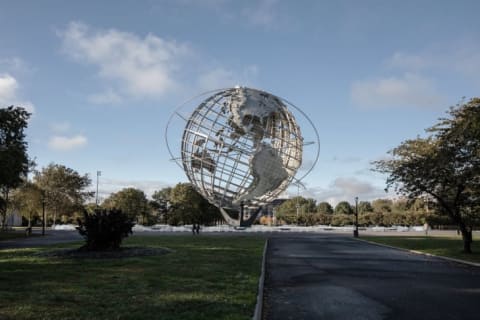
[0,235,265,320]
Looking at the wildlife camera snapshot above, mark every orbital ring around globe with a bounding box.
[165,87,320,226]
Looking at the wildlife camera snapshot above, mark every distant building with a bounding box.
[6,211,22,227]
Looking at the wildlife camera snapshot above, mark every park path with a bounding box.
[263,233,480,320]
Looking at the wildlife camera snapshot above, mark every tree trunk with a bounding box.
[459,224,472,253]
[1,190,9,231]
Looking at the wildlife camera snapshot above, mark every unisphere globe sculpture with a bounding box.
[166,87,319,226]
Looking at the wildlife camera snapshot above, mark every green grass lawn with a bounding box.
[0,235,266,320]
[0,230,35,241]
[362,235,480,264]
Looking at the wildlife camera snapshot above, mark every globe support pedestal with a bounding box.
[219,206,263,227]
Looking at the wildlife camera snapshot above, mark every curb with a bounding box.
[253,238,268,320]
[355,237,480,268]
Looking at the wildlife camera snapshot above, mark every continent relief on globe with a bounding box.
[234,143,289,204]
[227,87,283,144]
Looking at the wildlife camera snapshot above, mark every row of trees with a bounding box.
[0,106,221,228]
[273,196,438,227]
[100,183,222,226]
[11,178,223,228]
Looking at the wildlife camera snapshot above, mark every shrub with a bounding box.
[77,208,134,251]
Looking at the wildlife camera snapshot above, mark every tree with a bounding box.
[334,201,353,215]
[317,201,333,215]
[11,181,43,227]
[371,199,392,213]
[168,183,221,226]
[34,164,92,225]
[277,197,317,216]
[77,208,134,251]
[358,201,373,214]
[103,188,149,224]
[374,98,480,253]
[151,187,172,223]
[0,106,31,229]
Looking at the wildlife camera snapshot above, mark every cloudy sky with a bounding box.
[1,0,479,205]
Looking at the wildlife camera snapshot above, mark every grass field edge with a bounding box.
[253,238,268,320]
[355,237,480,268]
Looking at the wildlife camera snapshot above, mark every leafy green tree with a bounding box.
[168,183,222,226]
[34,164,92,225]
[317,201,333,215]
[392,198,409,213]
[371,199,392,213]
[12,181,43,227]
[358,201,373,214]
[277,197,317,216]
[297,212,317,226]
[151,187,172,223]
[316,213,332,225]
[334,201,353,215]
[0,106,31,229]
[331,214,353,226]
[103,188,150,224]
[374,98,480,253]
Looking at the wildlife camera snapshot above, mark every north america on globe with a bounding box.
[179,87,304,221]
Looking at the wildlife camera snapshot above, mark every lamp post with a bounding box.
[296,183,300,225]
[354,196,359,238]
[95,170,101,206]
[42,192,46,236]
[240,200,245,227]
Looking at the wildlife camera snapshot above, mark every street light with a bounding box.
[42,191,46,236]
[95,170,101,206]
[296,183,300,225]
[354,196,359,238]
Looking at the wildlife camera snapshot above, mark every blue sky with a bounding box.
[1,0,479,205]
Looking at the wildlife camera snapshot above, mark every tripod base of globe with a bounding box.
[219,206,263,227]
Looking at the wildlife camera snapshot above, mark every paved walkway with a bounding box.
[263,233,480,320]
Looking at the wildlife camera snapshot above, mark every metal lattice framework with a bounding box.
[166,87,319,226]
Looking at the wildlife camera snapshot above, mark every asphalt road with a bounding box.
[263,234,480,320]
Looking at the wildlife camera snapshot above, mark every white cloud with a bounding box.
[287,177,392,206]
[94,178,172,202]
[387,48,480,77]
[242,0,279,27]
[332,177,375,196]
[59,22,259,103]
[197,64,259,91]
[351,73,444,109]
[49,121,71,133]
[386,52,431,70]
[88,89,123,105]
[59,22,191,101]
[0,73,18,102]
[451,48,480,77]
[0,57,30,74]
[0,73,35,113]
[197,67,235,91]
[48,134,87,151]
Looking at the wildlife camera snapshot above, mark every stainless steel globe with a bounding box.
[167,87,318,226]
